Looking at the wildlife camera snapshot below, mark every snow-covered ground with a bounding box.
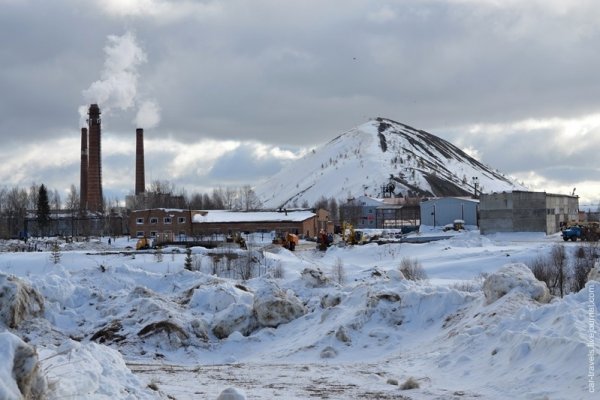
[0,231,598,399]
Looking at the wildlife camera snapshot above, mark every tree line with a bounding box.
[0,180,342,238]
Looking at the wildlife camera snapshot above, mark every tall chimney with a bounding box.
[80,127,88,210]
[135,128,145,195]
[86,104,103,212]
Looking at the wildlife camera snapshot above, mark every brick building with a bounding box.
[129,209,322,243]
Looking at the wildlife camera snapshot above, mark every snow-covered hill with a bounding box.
[255,118,527,208]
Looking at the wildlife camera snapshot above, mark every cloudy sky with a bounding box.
[1,0,599,205]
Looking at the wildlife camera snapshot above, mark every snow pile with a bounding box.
[0,331,46,400]
[43,340,157,399]
[482,263,550,304]
[253,281,306,328]
[216,387,247,400]
[0,273,44,328]
[212,303,255,339]
[211,281,307,339]
[0,233,596,398]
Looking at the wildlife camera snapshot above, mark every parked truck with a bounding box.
[561,222,600,242]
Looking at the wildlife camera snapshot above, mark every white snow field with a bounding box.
[0,230,598,399]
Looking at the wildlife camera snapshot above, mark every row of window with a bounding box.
[136,216,186,225]
[136,230,187,238]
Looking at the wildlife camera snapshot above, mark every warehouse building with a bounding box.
[479,191,578,235]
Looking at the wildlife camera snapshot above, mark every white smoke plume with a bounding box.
[134,100,161,129]
[79,31,161,129]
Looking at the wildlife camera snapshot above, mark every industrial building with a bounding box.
[479,191,579,235]
[420,197,479,227]
[339,196,420,229]
[130,209,326,244]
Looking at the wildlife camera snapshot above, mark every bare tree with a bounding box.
[211,187,225,209]
[5,186,28,238]
[50,188,62,211]
[28,183,39,210]
[0,185,7,214]
[149,179,175,194]
[238,185,262,211]
[65,185,80,214]
[313,196,329,211]
[222,187,237,210]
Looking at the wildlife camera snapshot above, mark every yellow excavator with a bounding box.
[273,232,299,251]
[342,222,368,245]
[135,237,152,250]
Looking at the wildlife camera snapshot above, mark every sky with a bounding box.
[0,0,599,205]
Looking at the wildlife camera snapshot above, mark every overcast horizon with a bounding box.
[1,0,599,206]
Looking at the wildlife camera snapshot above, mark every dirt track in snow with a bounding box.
[128,361,482,400]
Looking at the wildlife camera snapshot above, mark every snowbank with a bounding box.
[253,281,306,328]
[0,331,46,400]
[0,273,44,328]
[482,263,550,304]
[43,340,157,399]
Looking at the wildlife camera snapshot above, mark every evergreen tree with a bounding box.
[36,184,51,236]
[50,241,61,264]
[184,247,193,271]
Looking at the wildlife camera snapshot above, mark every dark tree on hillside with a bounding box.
[37,184,51,236]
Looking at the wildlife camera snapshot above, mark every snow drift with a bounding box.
[0,331,46,400]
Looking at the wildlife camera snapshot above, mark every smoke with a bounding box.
[79,31,161,129]
[134,100,161,129]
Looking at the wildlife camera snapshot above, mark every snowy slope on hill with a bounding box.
[255,118,527,208]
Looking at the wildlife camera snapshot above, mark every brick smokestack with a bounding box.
[135,128,145,195]
[80,127,88,210]
[86,104,103,212]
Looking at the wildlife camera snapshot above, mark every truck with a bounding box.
[561,223,600,242]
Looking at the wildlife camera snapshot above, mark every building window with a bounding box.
[136,218,144,224]
[178,217,186,224]
[164,217,172,224]
[150,217,158,224]
[136,231,144,237]
[150,231,157,237]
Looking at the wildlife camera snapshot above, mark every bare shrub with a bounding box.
[399,257,427,281]
[571,243,597,292]
[529,255,554,289]
[550,244,567,297]
[237,256,255,281]
[400,377,420,390]
[154,247,163,263]
[450,281,479,293]
[572,256,594,292]
[272,260,284,279]
[331,257,345,285]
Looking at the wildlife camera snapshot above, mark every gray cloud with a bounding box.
[1,0,600,203]
[207,144,287,183]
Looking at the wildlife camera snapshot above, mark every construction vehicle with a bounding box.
[562,222,600,242]
[317,229,333,251]
[273,232,299,251]
[443,219,465,232]
[234,232,247,249]
[135,237,152,250]
[341,222,369,245]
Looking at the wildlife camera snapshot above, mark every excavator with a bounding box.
[272,232,299,251]
[342,222,369,245]
[135,237,153,250]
